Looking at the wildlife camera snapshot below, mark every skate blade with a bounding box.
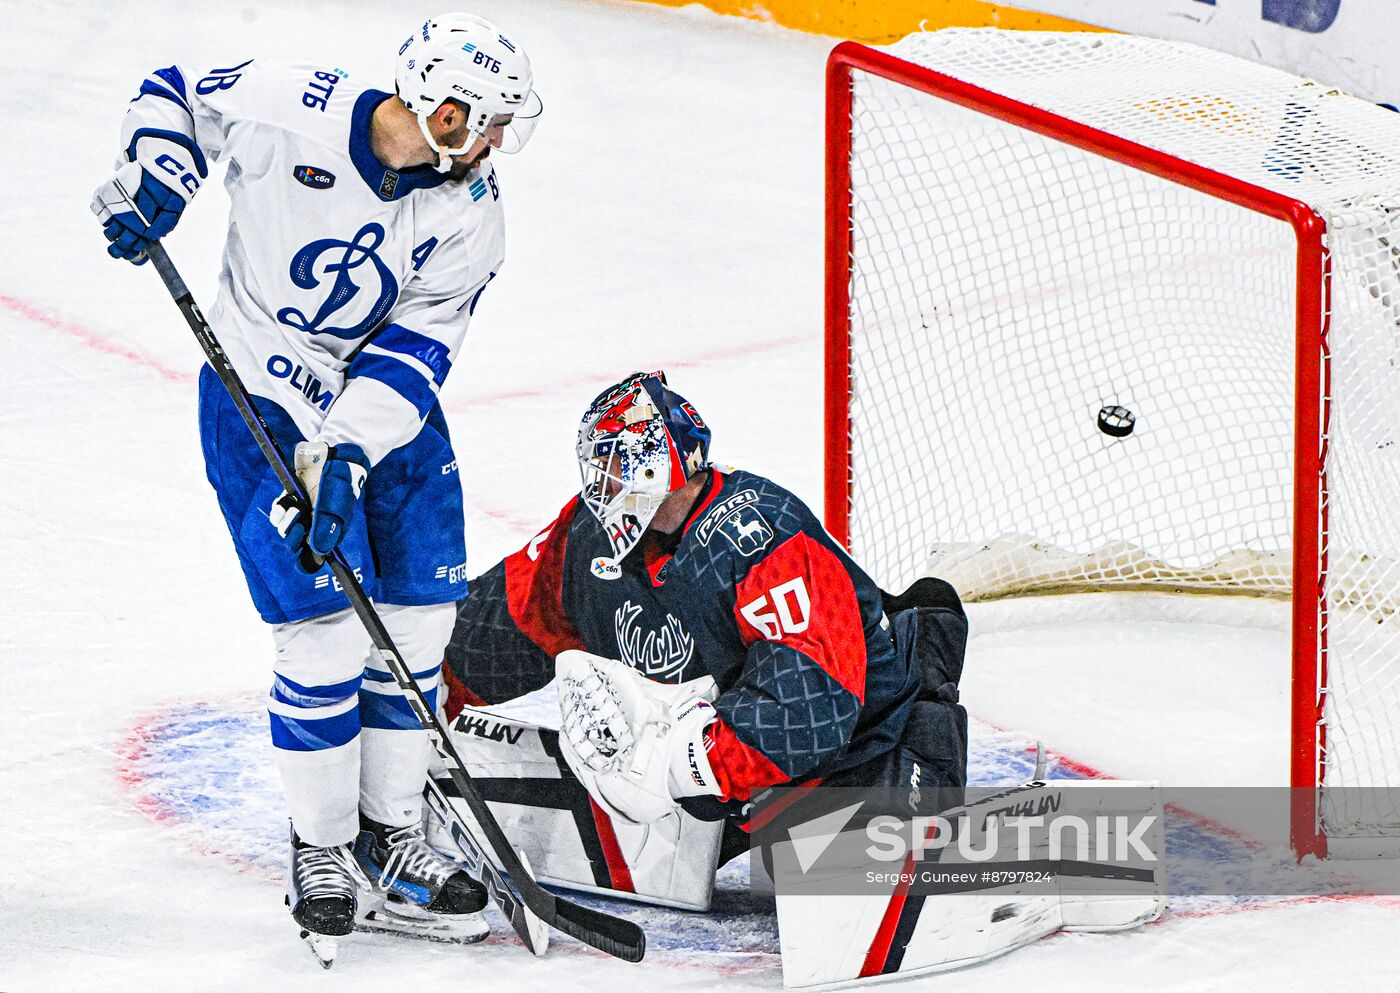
[356,897,489,944]
[299,928,337,969]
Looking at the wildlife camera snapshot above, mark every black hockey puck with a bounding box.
[1097,404,1136,437]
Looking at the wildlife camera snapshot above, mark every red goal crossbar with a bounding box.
[822,40,1332,859]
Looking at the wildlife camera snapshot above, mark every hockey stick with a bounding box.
[143,242,646,963]
[422,776,549,955]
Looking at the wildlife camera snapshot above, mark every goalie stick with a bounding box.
[142,242,646,964]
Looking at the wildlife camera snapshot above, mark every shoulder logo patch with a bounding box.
[292,165,336,190]
[696,489,773,557]
[591,557,621,581]
[379,170,399,200]
[696,490,759,546]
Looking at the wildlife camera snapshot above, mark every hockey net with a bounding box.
[825,29,1400,858]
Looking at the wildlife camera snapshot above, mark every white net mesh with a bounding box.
[839,29,1400,840]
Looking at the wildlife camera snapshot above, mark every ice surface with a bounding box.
[2,0,1397,990]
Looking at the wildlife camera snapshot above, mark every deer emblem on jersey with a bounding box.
[733,517,767,543]
[723,509,774,556]
[614,601,695,681]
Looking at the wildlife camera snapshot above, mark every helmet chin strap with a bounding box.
[416,110,476,173]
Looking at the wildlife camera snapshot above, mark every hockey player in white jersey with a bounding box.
[90,13,542,964]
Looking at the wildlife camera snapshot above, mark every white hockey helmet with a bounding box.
[395,13,542,172]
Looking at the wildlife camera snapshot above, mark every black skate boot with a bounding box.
[287,827,363,968]
[353,816,489,942]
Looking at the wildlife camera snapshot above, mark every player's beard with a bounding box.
[446,150,487,182]
[430,122,489,181]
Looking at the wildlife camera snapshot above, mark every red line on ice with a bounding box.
[0,288,801,542]
[0,291,548,537]
[0,292,196,384]
[0,289,806,408]
[441,334,809,412]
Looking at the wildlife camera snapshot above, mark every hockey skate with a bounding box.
[287,829,364,969]
[353,817,490,943]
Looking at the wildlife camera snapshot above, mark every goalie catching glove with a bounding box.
[269,440,370,572]
[556,650,722,825]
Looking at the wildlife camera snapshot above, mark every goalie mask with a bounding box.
[577,372,712,561]
[395,13,543,172]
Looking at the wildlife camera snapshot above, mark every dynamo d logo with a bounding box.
[277,222,399,340]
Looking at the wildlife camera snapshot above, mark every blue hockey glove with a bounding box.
[269,441,370,572]
[90,135,204,263]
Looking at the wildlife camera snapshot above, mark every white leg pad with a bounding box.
[774,779,1165,989]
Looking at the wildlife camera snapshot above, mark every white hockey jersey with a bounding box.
[120,59,505,464]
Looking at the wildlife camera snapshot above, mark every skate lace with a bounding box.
[296,843,362,902]
[374,824,457,892]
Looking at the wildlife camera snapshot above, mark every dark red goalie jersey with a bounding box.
[444,467,923,803]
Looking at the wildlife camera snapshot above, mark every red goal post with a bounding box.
[823,35,1338,857]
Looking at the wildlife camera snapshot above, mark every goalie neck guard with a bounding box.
[395,13,543,172]
[576,372,712,562]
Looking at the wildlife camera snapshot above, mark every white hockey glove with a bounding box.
[556,651,722,825]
